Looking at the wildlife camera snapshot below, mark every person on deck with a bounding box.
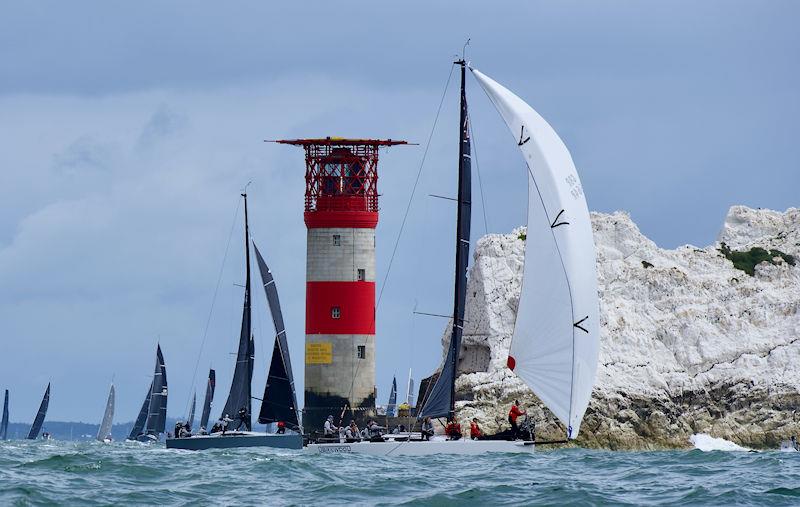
[345,420,360,441]
[323,415,338,438]
[221,414,233,435]
[470,418,482,440]
[233,407,249,431]
[421,417,434,441]
[179,422,191,438]
[509,400,526,440]
[445,418,462,440]
[276,421,286,434]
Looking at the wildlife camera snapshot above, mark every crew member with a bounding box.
[421,417,434,441]
[509,400,526,440]
[276,421,286,434]
[345,420,360,441]
[233,406,249,431]
[323,415,338,438]
[221,414,233,435]
[470,417,482,440]
[444,418,462,440]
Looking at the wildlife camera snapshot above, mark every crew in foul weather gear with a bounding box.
[276,421,286,434]
[345,421,360,441]
[445,419,462,440]
[323,415,338,437]
[470,418,482,440]
[509,400,526,440]
[233,407,249,431]
[421,417,434,441]
[221,414,233,434]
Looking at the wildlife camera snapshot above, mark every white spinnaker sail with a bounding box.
[471,68,599,438]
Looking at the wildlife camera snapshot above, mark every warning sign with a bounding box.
[306,342,333,364]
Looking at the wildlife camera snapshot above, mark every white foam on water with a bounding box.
[690,433,749,452]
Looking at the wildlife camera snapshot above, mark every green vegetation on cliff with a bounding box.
[719,242,796,276]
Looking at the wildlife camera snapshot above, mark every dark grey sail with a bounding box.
[199,369,216,431]
[222,193,254,430]
[187,393,196,430]
[419,59,472,420]
[254,243,300,430]
[96,384,115,441]
[1,390,8,440]
[145,345,168,436]
[26,383,50,439]
[128,383,152,440]
[386,376,398,417]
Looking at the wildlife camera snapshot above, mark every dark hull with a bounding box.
[165,432,302,451]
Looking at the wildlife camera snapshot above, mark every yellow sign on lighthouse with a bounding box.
[305,342,333,364]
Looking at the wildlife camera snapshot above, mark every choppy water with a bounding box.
[0,438,798,506]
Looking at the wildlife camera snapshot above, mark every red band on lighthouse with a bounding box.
[306,281,375,335]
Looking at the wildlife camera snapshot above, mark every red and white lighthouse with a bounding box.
[276,137,406,433]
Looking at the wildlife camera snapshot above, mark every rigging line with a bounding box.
[375,63,456,311]
[341,64,457,416]
[467,111,489,235]
[183,197,242,418]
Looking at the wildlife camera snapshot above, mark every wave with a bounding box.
[689,433,749,452]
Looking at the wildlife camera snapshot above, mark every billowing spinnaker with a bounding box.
[471,68,600,438]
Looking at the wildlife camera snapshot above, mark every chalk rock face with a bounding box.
[449,206,800,449]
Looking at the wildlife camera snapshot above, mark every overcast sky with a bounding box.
[1,1,798,423]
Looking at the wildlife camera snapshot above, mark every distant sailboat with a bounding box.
[310,58,599,455]
[199,369,216,432]
[166,193,301,450]
[386,376,398,418]
[128,345,167,442]
[405,370,415,408]
[96,384,115,442]
[1,390,9,440]
[27,383,50,440]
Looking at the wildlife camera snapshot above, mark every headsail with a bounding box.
[187,393,196,431]
[146,345,168,436]
[128,383,152,440]
[26,383,50,439]
[199,369,216,431]
[96,384,115,441]
[254,243,300,430]
[386,376,397,417]
[1,390,8,440]
[471,67,600,438]
[222,193,254,429]
[419,59,472,420]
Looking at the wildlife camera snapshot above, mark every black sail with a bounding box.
[146,345,168,436]
[419,60,472,419]
[199,369,216,430]
[26,383,50,439]
[386,376,398,417]
[222,193,254,429]
[187,393,196,430]
[128,383,152,440]
[1,389,8,440]
[254,243,299,429]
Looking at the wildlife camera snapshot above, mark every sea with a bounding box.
[0,434,798,506]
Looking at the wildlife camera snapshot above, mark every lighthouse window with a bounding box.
[357,345,366,359]
[331,306,341,319]
[357,268,365,281]
[332,234,341,246]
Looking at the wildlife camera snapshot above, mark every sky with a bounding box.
[1,1,798,423]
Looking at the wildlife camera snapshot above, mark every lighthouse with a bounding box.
[276,137,407,433]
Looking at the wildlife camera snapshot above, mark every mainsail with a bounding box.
[222,193,254,429]
[146,345,168,436]
[419,59,472,420]
[128,383,152,440]
[254,243,299,429]
[386,376,397,417]
[199,369,215,431]
[26,383,50,439]
[1,390,8,440]
[187,393,196,430]
[471,67,600,438]
[96,384,115,441]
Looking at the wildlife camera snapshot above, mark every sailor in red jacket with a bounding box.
[469,417,482,440]
[508,400,526,440]
[444,418,462,440]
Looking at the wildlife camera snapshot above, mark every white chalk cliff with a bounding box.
[449,206,800,449]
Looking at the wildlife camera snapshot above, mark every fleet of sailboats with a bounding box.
[1,55,600,456]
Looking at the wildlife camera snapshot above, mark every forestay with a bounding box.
[471,68,600,438]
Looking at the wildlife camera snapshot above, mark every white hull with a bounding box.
[307,437,534,456]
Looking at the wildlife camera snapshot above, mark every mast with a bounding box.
[418,60,472,420]
[221,192,253,430]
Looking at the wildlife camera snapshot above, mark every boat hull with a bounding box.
[306,438,535,456]
[165,431,302,451]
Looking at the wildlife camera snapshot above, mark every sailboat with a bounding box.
[199,369,215,432]
[186,393,196,431]
[1,390,9,440]
[386,376,398,417]
[307,58,600,455]
[166,192,302,451]
[96,384,115,442]
[127,345,167,442]
[27,383,50,440]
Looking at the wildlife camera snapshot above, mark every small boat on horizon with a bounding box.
[96,383,115,443]
[27,383,50,440]
[1,389,9,440]
[166,192,302,451]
